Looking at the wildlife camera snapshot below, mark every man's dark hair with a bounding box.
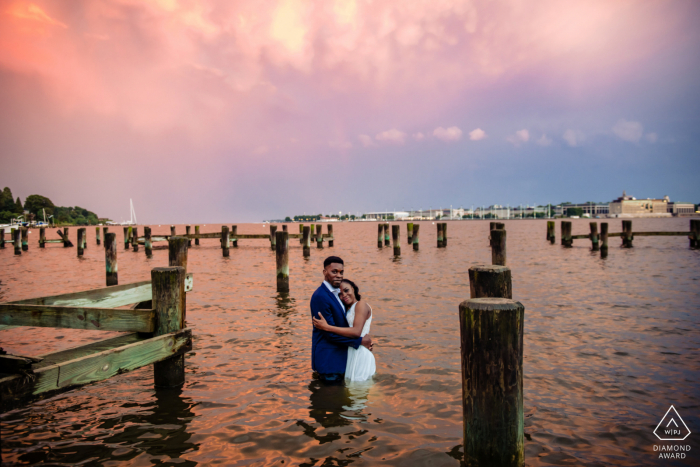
[323,256,344,268]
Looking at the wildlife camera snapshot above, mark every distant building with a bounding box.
[553,203,609,217]
[364,211,409,220]
[608,191,671,217]
[667,202,695,215]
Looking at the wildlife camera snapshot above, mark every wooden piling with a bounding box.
[171,225,176,236]
[276,231,289,292]
[384,223,390,246]
[231,225,238,247]
[13,229,21,255]
[316,224,323,249]
[327,224,334,247]
[103,227,109,247]
[144,226,152,256]
[195,225,200,246]
[691,220,699,249]
[442,222,448,246]
[77,228,85,256]
[270,225,278,250]
[377,224,383,248]
[589,222,599,251]
[491,229,506,266]
[21,227,28,251]
[412,224,420,251]
[622,220,633,248]
[437,222,443,248]
[222,226,230,257]
[547,221,555,244]
[282,225,288,232]
[469,265,512,299]
[495,222,504,230]
[392,225,400,255]
[459,297,524,467]
[152,266,186,388]
[131,227,139,252]
[168,236,188,273]
[310,224,315,246]
[407,223,413,244]
[39,227,45,248]
[94,226,100,246]
[299,224,304,244]
[561,221,572,247]
[490,222,496,231]
[303,226,311,257]
[63,227,71,248]
[124,227,130,250]
[105,233,118,286]
[0,228,4,248]
[600,222,609,257]
[186,226,191,247]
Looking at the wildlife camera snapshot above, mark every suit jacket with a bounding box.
[311,283,362,374]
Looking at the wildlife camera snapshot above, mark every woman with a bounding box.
[312,279,376,382]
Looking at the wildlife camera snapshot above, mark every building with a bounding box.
[363,211,409,220]
[553,203,609,217]
[608,191,671,217]
[667,202,696,215]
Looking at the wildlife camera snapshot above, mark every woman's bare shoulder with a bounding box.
[356,300,371,316]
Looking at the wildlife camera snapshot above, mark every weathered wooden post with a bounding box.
[412,224,420,251]
[459,297,524,467]
[303,226,311,257]
[589,222,599,251]
[222,226,230,257]
[691,219,699,249]
[13,229,21,255]
[491,229,506,266]
[169,236,188,273]
[63,227,71,247]
[171,225,176,236]
[442,222,448,246]
[561,221,572,247]
[377,224,383,248]
[194,225,200,246]
[437,223,443,248]
[622,220,633,248]
[103,227,109,247]
[600,222,609,258]
[276,231,289,292]
[327,224,334,247]
[105,233,118,286]
[186,226,191,247]
[131,227,139,252]
[123,227,129,250]
[495,222,504,230]
[0,228,4,248]
[21,227,28,251]
[547,221,555,244]
[282,225,288,232]
[392,225,401,255]
[77,228,85,256]
[310,224,315,246]
[39,227,46,248]
[299,224,304,244]
[144,226,152,256]
[384,223,390,246]
[152,266,186,388]
[270,225,277,250]
[231,225,238,247]
[469,265,512,299]
[407,223,413,244]
[316,224,323,249]
[490,222,496,230]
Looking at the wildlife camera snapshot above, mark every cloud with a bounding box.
[358,134,377,147]
[645,132,658,143]
[507,129,529,145]
[433,126,463,142]
[412,132,425,141]
[562,129,585,147]
[612,119,644,143]
[536,134,553,146]
[375,128,407,144]
[469,128,487,141]
[328,140,352,150]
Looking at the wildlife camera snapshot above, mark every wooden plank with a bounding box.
[571,234,589,239]
[632,231,690,237]
[0,304,155,332]
[0,328,192,412]
[34,333,141,369]
[0,354,42,373]
[42,239,64,244]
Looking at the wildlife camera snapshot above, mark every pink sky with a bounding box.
[1,0,698,222]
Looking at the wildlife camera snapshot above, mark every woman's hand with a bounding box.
[312,312,330,331]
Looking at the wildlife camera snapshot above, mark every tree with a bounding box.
[285,216,292,222]
[15,197,23,213]
[24,194,55,218]
[0,187,15,212]
[566,207,584,217]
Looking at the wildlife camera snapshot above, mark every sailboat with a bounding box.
[119,199,138,226]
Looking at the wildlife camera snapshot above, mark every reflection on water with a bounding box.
[1,219,699,465]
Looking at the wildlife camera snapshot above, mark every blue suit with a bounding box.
[311,283,362,375]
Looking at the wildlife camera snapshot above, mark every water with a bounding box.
[1,219,699,466]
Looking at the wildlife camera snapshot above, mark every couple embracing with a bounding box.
[310,256,376,383]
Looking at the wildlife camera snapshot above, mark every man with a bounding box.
[311,256,372,383]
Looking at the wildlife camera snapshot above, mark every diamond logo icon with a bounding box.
[654,405,691,441]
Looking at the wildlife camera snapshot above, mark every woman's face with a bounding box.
[339,282,357,306]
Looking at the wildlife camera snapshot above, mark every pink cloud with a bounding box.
[507,129,529,146]
[433,126,462,142]
[376,128,406,145]
[469,128,486,141]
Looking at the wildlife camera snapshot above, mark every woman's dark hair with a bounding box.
[341,279,361,301]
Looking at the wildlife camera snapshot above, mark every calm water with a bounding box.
[1,219,699,466]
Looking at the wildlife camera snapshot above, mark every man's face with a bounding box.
[323,263,344,287]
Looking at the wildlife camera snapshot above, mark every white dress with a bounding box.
[345,302,376,382]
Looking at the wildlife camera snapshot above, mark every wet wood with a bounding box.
[316,224,323,248]
[186,226,191,247]
[0,354,42,373]
[412,224,420,251]
[77,228,85,256]
[547,221,555,243]
[96,226,100,245]
[0,228,4,248]
[469,265,512,299]
[622,220,633,248]
[21,227,28,251]
[299,224,304,244]
[0,303,155,332]
[384,223,390,246]
[303,226,311,257]
[327,224,334,247]
[171,225,176,236]
[590,222,599,251]
[437,223,443,248]
[561,221,572,247]
[144,226,152,256]
[270,225,277,250]
[407,223,413,244]
[131,227,139,252]
[692,220,699,249]
[39,227,46,248]
[491,229,506,266]
[59,227,73,247]
[378,224,383,248]
[442,222,448,246]
[490,222,496,230]
[195,225,200,245]
[152,266,187,388]
[13,229,21,255]
[392,225,400,256]
[310,224,315,246]
[600,222,609,258]
[232,225,238,247]
[123,227,129,249]
[276,231,289,292]
[168,236,188,273]
[222,226,229,257]
[459,297,524,467]
[105,232,118,285]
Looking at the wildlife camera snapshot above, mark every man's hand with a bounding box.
[361,335,373,352]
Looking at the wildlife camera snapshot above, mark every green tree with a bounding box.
[566,207,584,217]
[0,187,15,212]
[24,194,55,219]
[285,216,292,222]
[15,196,23,213]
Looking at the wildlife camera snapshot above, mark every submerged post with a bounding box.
[316,224,323,249]
[392,224,400,255]
[105,233,118,286]
[123,227,129,250]
[270,225,277,251]
[303,226,311,257]
[442,222,448,246]
[61,227,72,247]
[691,219,699,249]
[186,226,191,247]
[490,222,496,231]
[622,220,633,248]
[328,224,334,247]
[561,221,572,247]
[377,224,383,248]
[96,226,101,246]
[600,222,609,258]
[13,229,21,255]
[407,223,414,244]
[282,225,288,232]
[384,223,390,246]
[310,224,315,246]
[171,225,176,236]
[131,227,139,252]
[412,224,420,251]
[276,231,289,292]
[589,222,599,251]
[469,265,512,299]
[547,221,555,244]
[231,225,238,248]
[77,228,85,256]
[195,225,200,246]
[0,228,4,248]
[459,297,524,467]
[491,229,506,266]
[152,266,186,388]
[144,226,152,256]
[103,227,109,247]
[21,227,28,251]
[437,223,444,248]
[222,226,230,257]
[39,227,45,248]
[299,224,304,244]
